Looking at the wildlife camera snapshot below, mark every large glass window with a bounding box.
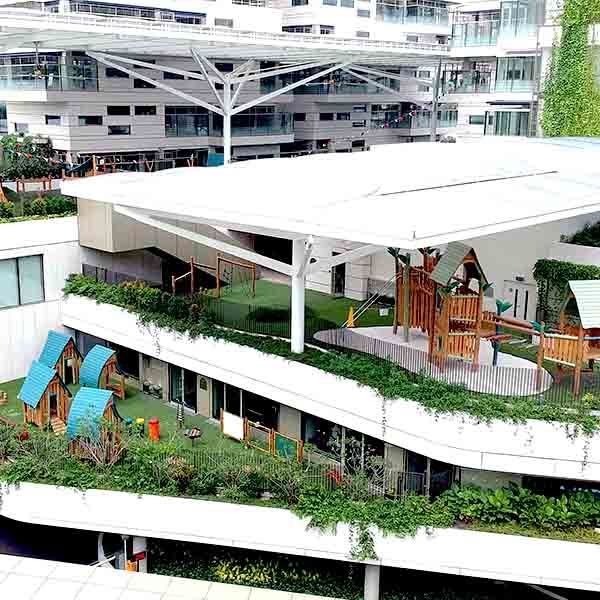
[485,110,530,136]
[165,106,209,137]
[0,255,44,308]
[495,56,536,92]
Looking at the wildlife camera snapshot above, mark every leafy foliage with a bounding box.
[542,0,600,136]
[63,274,600,433]
[533,258,600,325]
[562,220,600,248]
[0,134,58,180]
[440,483,600,531]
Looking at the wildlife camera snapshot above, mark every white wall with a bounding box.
[3,482,600,592]
[62,296,600,481]
[0,217,80,381]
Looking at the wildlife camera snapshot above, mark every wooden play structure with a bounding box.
[38,330,82,385]
[537,280,600,396]
[80,345,125,400]
[18,360,71,432]
[67,387,121,455]
[171,254,256,298]
[395,242,490,367]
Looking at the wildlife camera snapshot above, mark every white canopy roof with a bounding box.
[62,137,600,250]
[0,8,448,63]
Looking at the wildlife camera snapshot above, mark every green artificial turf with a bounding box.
[221,279,394,328]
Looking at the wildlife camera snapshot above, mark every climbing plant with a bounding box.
[533,258,600,324]
[542,0,600,136]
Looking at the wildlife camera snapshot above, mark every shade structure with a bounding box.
[63,137,600,250]
[568,281,600,330]
[0,7,448,63]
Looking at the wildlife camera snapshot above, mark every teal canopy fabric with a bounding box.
[67,387,113,439]
[80,345,116,388]
[18,361,56,408]
[38,331,72,369]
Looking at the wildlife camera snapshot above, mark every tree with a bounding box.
[0,133,57,180]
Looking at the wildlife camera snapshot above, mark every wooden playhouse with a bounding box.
[66,387,121,453]
[539,280,600,396]
[396,241,489,367]
[38,330,82,385]
[18,360,71,432]
[80,345,125,399]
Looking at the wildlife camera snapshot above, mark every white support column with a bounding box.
[364,564,381,600]
[291,238,307,354]
[430,58,442,142]
[132,536,148,573]
[223,82,232,164]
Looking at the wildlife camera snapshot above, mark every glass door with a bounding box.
[183,369,197,412]
[169,365,183,406]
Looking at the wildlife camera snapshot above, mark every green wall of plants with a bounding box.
[542,0,600,136]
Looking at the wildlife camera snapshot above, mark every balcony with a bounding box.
[451,20,499,47]
[295,82,400,95]
[371,109,458,131]
[211,112,293,137]
[0,63,98,92]
[376,0,450,26]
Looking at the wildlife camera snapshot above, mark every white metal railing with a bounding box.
[0,8,450,54]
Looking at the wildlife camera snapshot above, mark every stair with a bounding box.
[50,417,66,435]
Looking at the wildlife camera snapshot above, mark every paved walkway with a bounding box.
[0,554,343,600]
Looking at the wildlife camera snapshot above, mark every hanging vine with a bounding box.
[542,0,600,136]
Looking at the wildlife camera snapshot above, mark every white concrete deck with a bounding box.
[0,554,343,600]
[322,326,553,395]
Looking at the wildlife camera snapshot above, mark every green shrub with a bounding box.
[0,201,15,219]
[248,306,316,323]
[0,423,18,462]
[23,197,47,216]
[44,194,76,215]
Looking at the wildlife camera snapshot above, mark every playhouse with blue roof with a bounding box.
[18,360,71,429]
[38,330,82,385]
[80,344,125,399]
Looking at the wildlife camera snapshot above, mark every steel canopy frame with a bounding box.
[86,50,439,163]
[114,205,379,353]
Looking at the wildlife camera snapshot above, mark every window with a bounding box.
[469,114,485,125]
[352,120,367,127]
[45,115,61,125]
[107,105,130,116]
[105,67,128,78]
[418,85,431,92]
[336,112,351,120]
[341,0,354,6]
[357,8,370,17]
[283,25,313,33]
[135,105,157,116]
[165,106,209,137]
[0,255,44,308]
[134,79,156,89]
[407,34,419,42]
[108,125,131,135]
[14,123,29,133]
[352,105,367,112]
[164,71,185,80]
[293,112,306,122]
[215,63,234,73]
[292,0,308,5]
[418,70,431,78]
[319,113,334,121]
[215,18,234,27]
[320,25,335,34]
[78,115,103,126]
[322,0,337,5]
[356,30,370,37]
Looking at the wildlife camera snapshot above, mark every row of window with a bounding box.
[0,255,45,309]
[44,106,157,127]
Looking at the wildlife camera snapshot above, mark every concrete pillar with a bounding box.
[364,564,381,600]
[291,238,307,354]
[132,536,148,573]
[223,83,232,165]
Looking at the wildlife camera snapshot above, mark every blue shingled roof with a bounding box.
[38,330,77,369]
[80,345,116,388]
[67,387,114,440]
[18,361,57,408]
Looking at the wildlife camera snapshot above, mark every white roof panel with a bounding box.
[569,280,600,330]
[0,8,448,63]
[62,137,600,249]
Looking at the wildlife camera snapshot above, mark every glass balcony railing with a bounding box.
[494,79,535,93]
[213,113,293,137]
[442,73,492,94]
[376,2,449,26]
[295,81,401,95]
[499,17,537,40]
[371,110,458,130]
[0,63,98,92]
[451,21,499,47]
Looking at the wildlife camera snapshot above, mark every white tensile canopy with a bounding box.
[63,137,600,352]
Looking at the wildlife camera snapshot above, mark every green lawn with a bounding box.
[0,378,232,447]
[221,279,394,328]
